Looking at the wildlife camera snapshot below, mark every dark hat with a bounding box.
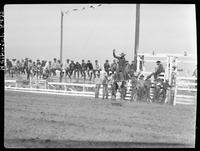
[139,74,144,78]
[120,53,126,57]
[95,60,98,62]
[156,61,161,64]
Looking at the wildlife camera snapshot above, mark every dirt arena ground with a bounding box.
[4,91,196,148]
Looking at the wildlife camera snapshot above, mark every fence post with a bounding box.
[30,76,32,88]
[65,84,67,93]
[44,80,47,89]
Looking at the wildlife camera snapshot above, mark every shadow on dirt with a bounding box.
[4,139,194,148]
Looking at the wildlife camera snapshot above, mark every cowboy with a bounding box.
[154,61,165,80]
[113,49,126,81]
[146,60,165,81]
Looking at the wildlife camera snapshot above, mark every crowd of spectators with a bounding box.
[5,57,137,82]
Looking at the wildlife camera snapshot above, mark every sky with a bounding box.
[4,4,197,65]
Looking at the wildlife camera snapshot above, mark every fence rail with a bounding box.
[5,76,197,105]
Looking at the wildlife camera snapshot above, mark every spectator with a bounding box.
[10,59,16,78]
[130,60,137,76]
[110,59,117,74]
[24,58,29,75]
[111,71,119,100]
[36,59,42,79]
[102,72,109,99]
[130,74,138,102]
[93,60,101,78]
[27,59,33,80]
[192,66,197,78]
[52,58,57,76]
[87,60,93,81]
[137,74,145,101]
[94,72,101,98]
[64,59,70,79]
[120,81,127,100]
[192,65,197,89]
[6,59,12,77]
[69,60,75,77]
[104,60,110,76]
[74,61,82,79]
[81,60,87,80]
[48,61,52,77]
[124,61,130,80]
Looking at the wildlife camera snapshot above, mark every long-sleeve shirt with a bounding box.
[104,63,110,71]
[94,63,100,70]
[113,51,126,72]
[95,77,102,85]
[81,63,87,70]
[64,62,70,70]
[155,64,165,75]
[87,63,93,70]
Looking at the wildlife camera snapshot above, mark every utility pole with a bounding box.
[60,11,64,83]
[60,11,64,63]
[134,4,140,71]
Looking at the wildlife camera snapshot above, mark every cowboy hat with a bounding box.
[120,53,126,57]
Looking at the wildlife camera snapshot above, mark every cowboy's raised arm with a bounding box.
[113,49,120,59]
